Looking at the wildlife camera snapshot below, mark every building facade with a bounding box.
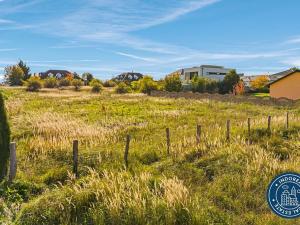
[269,69,300,100]
[179,65,236,82]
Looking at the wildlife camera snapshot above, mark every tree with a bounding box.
[82,72,94,85]
[4,65,25,86]
[73,72,81,80]
[219,69,240,94]
[17,60,31,80]
[250,75,269,91]
[0,92,10,180]
[135,76,158,95]
[164,74,182,92]
[233,80,245,95]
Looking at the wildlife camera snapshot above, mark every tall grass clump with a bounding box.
[0,92,10,180]
[16,170,192,225]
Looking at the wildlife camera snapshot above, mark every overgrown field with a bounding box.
[0,87,300,225]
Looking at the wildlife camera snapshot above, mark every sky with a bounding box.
[1,0,300,80]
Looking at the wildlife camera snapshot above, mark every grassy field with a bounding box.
[0,87,300,225]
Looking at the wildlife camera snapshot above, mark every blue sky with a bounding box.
[1,0,300,80]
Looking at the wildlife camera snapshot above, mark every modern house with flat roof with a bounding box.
[268,68,300,100]
[178,65,239,82]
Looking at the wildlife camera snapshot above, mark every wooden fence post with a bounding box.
[196,125,201,144]
[247,118,251,144]
[124,135,131,168]
[166,128,170,155]
[226,120,230,142]
[286,112,289,129]
[8,142,17,183]
[73,140,79,178]
[268,116,271,132]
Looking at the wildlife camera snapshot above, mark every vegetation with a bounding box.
[103,80,117,87]
[4,65,25,86]
[24,77,42,92]
[164,74,182,92]
[90,79,103,93]
[82,72,94,85]
[250,75,270,93]
[0,87,299,224]
[131,76,158,94]
[114,82,132,94]
[191,77,219,93]
[219,69,240,94]
[72,79,84,91]
[43,77,58,88]
[17,60,31,81]
[58,78,71,87]
[0,92,10,180]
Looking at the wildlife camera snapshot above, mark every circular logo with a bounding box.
[267,172,300,219]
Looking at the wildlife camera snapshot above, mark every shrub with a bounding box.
[164,74,182,92]
[192,77,219,93]
[0,92,10,180]
[58,78,71,87]
[25,77,42,92]
[136,76,158,94]
[103,80,117,87]
[114,82,131,94]
[90,79,103,93]
[44,77,58,88]
[72,79,83,91]
[219,69,240,94]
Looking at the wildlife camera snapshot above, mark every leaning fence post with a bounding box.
[124,135,131,168]
[166,128,170,154]
[8,142,17,183]
[286,112,289,129]
[196,125,201,144]
[268,116,271,132]
[73,140,79,178]
[226,120,230,142]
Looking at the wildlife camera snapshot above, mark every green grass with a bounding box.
[251,93,270,97]
[0,87,299,225]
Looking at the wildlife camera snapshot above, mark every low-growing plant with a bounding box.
[58,78,71,87]
[43,77,58,88]
[72,79,83,91]
[24,76,42,92]
[103,80,117,87]
[90,79,103,93]
[114,82,131,94]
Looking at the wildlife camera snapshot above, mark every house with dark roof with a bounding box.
[268,68,300,100]
[39,70,73,79]
[113,72,143,83]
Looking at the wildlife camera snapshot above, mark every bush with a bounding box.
[219,69,240,94]
[164,74,182,92]
[4,65,24,86]
[192,77,219,93]
[44,77,58,88]
[134,76,158,94]
[114,82,131,94]
[103,80,117,87]
[0,92,10,180]
[72,79,83,91]
[58,78,71,87]
[25,77,42,92]
[90,79,103,93]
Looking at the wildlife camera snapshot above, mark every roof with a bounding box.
[44,70,72,74]
[268,69,300,86]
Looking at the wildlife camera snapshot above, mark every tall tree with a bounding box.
[18,60,31,80]
[0,92,10,180]
[219,69,240,94]
[4,65,25,86]
[82,72,94,85]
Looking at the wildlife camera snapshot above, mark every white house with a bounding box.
[179,65,236,82]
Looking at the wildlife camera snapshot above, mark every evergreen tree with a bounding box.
[0,92,10,180]
[18,60,31,80]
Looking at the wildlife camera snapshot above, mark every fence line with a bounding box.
[7,112,295,182]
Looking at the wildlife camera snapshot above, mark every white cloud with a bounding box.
[116,52,157,62]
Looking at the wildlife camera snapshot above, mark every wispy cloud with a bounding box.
[116,52,157,62]
[0,48,18,52]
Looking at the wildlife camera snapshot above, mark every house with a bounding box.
[113,72,143,83]
[177,65,241,83]
[39,70,73,79]
[268,68,300,100]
